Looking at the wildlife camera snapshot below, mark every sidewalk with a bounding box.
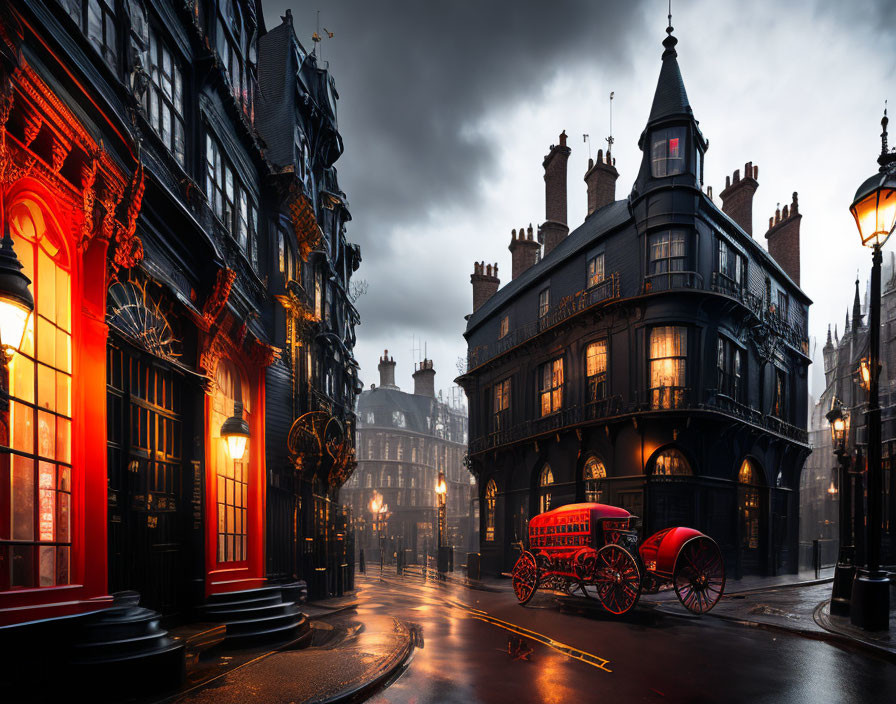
[149,592,414,704]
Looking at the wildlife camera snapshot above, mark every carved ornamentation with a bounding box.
[50,135,70,173]
[247,337,280,368]
[111,162,145,274]
[285,181,321,260]
[107,275,182,362]
[21,112,41,146]
[199,267,236,331]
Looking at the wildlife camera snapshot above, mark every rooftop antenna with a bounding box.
[606,92,615,155]
[410,334,422,364]
[668,0,673,30]
[583,134,591,161]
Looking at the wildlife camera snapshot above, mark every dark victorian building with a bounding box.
[458,25,811,579]
[256,10,361,601]
[342,353,475,565]
[0,0,360,691]
[806,261,896,569]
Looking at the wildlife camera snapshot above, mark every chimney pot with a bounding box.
[719,161,759,236]
[377,350,398,389]
[412,358,436,397]
[765,193,803,285]
[541,132,572,256]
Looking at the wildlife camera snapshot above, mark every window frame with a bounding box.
[538,288,550,319]
[538,357,564,417]
[587,253,605,289]
[499,315,510,340]
[145,26,186,167]
[493,378,511,432]
[648,325,688,409]
[716,335,744,403]
[650,126,686,178]
[585,339,608,404]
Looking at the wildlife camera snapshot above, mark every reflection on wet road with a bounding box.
[356,570,896,704]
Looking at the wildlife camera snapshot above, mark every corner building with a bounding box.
[458,26,811,579]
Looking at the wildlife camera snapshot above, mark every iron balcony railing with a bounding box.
[469,388,808,455]
[710,272,809,355]
[467,274,620,371]
[642,271,704,293]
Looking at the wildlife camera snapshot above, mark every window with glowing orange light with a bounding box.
[538,357,564,417]
[484,479,497,542]
[3,199,73,588]
[583,456,607,502]
[211,360,251,563]
[539,465,554,513]
[649,326,687,409]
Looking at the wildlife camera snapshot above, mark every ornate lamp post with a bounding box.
[826,398,854,617]
[846,109,896,630]
[435,471,447,575]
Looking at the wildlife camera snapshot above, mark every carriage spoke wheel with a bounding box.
[594,544,642,615]
[512,551,539,605]
[673,537,725,614]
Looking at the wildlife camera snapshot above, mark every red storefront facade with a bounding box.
[0,62,143,625]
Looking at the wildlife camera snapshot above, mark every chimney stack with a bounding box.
[470,261,500,313]
[719,162,759,236]
[584,149,619,216]
[508,224,540,279]
[413,358,436,397]
[764,192,801,285]
[541,131,571,256]
[377,350,398,390]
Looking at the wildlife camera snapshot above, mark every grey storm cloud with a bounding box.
[262,1,652,342]
[263,1,648,241]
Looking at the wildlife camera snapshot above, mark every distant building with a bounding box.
[343,353,476,564]
[458,24,811,579]
[807,261,896,567]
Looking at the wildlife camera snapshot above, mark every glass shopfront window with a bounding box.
[4,199,73,588]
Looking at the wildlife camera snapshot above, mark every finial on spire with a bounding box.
[663,0,678,55]
[606,91,615,155]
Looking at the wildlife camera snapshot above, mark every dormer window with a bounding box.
[651,127,685,178]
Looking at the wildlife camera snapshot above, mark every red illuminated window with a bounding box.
[651,127,685,177]
[3,199,73,588]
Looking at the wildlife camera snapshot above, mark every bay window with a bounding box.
[649,326,687,409]
[648,230,690,289]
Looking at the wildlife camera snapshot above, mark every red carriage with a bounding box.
[511,502,725,615]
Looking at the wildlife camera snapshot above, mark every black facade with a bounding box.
[458,27,811,579]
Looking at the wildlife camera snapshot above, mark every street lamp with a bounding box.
[826,397,854,617]
[435,470,448,576]
[221,401,250,461]
[846,109,895,631]
[0,220,34,412]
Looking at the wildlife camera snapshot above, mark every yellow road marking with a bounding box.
[366,572,612,674]
[469,613,613,674]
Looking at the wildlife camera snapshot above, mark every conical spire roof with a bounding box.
[647,24,692,125]
[852,276,863,331]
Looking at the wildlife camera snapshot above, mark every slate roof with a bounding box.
[648,31,692,125]
[357,387,463,438]
[465,199,631,334]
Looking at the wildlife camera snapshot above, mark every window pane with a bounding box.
[12,456,35,540]
[11,401,34,454]
[56,268,71,332]
[37,363,55,412]
[37,411,56,459]
[10,354,34,404]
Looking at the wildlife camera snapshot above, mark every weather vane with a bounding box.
[606,92,615,155]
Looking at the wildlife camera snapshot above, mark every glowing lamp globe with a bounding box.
[825,398,848,446]
[850,169,896,249]
[0,230,34,354]
[221,401,250,460]
[435,471,447,495]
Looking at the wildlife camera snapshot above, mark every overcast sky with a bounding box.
[264,0,896,400]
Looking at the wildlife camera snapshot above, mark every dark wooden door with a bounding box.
[107,342,188,616]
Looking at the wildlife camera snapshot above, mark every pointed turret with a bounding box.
[852,276,863,333]
[632,20,706,202]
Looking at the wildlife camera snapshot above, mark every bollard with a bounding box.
[359,548,366,574]
[813,539,821,579]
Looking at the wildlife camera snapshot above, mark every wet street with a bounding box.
[352,570,895,704]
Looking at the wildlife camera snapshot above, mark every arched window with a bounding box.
[583,457,606,502]
[211,359,251,563]
[652,448,692,476]
[539,465,555,513]
[739,458,760,485]
[7,198,72,587]
[485,480,497,541]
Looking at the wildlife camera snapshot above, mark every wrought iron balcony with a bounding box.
[642,271,704,294]
[467,274,620,371]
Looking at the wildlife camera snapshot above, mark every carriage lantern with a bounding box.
[826,398,848,448]
[221,401,251,461]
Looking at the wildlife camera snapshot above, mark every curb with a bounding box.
[316,618,415,704]
[650,600,896,663]
[812,600,896,663]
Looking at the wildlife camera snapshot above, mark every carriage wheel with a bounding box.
[512,551,539,605]
[573,548,598,583]
[673,536,725,614]
[594,544,642,615]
